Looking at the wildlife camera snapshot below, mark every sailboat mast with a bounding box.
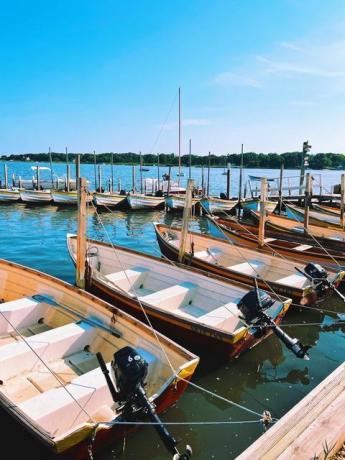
[178,86,181,183]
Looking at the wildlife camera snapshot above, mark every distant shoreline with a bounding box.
[1,151,344,170]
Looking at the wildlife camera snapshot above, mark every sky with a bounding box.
[1,0,345,155]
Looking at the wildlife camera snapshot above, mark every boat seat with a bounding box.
[104,266,149,291]
[0,321,96,381]
[228,260,265,276]
[194,247,223,263]
[293,244,313,252]
[18,362,115,437]
[198,303,243,331]
[276,273,308,288]
[264,237,276,243]
[0,297,49,334]
[18,347,158,437]
[139,282,198,310]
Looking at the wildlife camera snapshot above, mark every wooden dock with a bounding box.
[236,361,345,460]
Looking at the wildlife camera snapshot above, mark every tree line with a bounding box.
[1,151,344,169]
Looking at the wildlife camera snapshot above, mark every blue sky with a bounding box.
[1,0,345,155]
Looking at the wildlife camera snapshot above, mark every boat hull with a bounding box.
[51,191,92,204]
[200,198,237,214]
[0,189,21,202]
[241,199,277,213]
[165,195,200,211]
[93,192,127,208]
[286,204,342,229]
[20,190,52,203]
[127,194,165,210]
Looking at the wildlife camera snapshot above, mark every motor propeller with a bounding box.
[96,347,192,460]
[238,281,311,360]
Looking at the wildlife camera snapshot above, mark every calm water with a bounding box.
[1,162,345,460]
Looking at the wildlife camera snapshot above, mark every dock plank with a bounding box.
[236,362,345,460]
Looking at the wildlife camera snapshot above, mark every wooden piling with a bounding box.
[178,179,194,263]
[304,172,311,233]
[258,177,267,248]
[76,177,87,289]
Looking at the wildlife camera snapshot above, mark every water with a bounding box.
[1,162,345,459]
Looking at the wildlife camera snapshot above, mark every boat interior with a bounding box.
[0,261,188,442]
[67,236,287,337]
[157,225,324,290]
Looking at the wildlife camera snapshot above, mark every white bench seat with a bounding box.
[0,297,48,334]
[0,322,95,381]
[228,260,265,276]
[18,363,114,437]
[293,244,313,252]
[104,266,149,291]
[139,282,198,310]
[276,273,308,288]
[198,303,243,331]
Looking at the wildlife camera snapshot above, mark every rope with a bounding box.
[88,200,271,420]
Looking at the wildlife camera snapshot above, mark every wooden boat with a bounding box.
[312,203,340,216]
[165,194,200,211]
[210,215,345,269]
[285,203,343,229]
[0,188,21,202]
[0,257,198,459]
[67,234,294,358]
[154,223,345,305]
[200,197,237,214]
[252,211,345,251]
[93,192,128,208]
[241,198,277,214]
[51,190,93,205]
[127,193,165,210]
[20,190,52,203]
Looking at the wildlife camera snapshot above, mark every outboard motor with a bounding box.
[219,192,227,200]
[119,189,127,195]
[238,284,311,359]
[296,263,345,302]
[97,347,192,460]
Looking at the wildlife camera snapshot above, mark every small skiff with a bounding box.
[209,215,345,269]
[0,189,21,202]
[286,203,343,229]
[20,190,52,203]
[51,190,93,205]
[67,234,293,358]
[241,198,277,214]
[200,197,237,214]
[127,193,165,210]
[165,195,200,211]
[154,223,345,305]
[252,211,345,251]
[93,192,128,208]
[312,203,340,216]
[0,258,198,459]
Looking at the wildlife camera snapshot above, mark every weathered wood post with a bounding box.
[258,177,267,248]
[4,164,8,189]
[178,178,194,263]
[226,162,231,200]
[76,177,87,289]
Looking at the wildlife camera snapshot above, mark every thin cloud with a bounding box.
[162,118,211,130]
[212,71,262,88]
[257,55,345,78]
